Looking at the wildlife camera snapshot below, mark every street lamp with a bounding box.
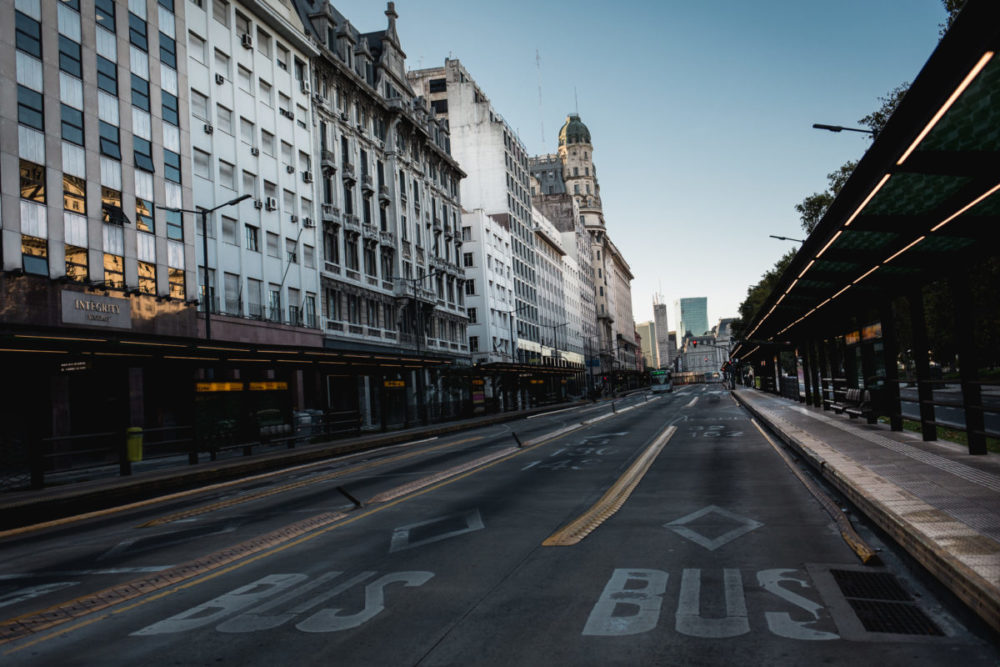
[812,123,875,136]
[157,193,251,340]
[769,234,805,243]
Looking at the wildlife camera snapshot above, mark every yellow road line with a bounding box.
[138,436,482,527]
[542,425,676,546]
[3,427,584,652]
[749,418,879,564]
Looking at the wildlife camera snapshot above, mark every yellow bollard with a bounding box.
[126,427,143,462]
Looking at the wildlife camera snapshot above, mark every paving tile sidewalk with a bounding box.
[733,387,1000,634]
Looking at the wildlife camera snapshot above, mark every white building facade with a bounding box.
[461,209,513,365]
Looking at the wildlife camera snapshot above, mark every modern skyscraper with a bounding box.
[676,297,709,339]
[653,298,671,369]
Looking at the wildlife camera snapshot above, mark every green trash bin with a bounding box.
[127,427,143,462]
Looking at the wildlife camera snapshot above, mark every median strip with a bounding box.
[543,425,677,547]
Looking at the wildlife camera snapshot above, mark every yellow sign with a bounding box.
[472,379,485,386]
[862,323,882,341]
[530,379,544,385]
[384,380,406,388]
[248,381,288,391]
[845,331,861,345]
[196,382,244,392]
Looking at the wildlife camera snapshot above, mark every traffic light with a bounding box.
[691,340,697,347]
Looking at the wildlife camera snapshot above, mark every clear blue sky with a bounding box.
[332,0,948,327]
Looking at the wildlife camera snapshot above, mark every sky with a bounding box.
[329,0,948,327]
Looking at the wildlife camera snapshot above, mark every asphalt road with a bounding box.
[1,387,997,665]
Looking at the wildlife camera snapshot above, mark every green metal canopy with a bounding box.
[735,0,1000,359]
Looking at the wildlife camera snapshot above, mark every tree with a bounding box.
[795,161,857,234]
[734,249,797,339]
[858,84,910,136]
[940,0,967,36]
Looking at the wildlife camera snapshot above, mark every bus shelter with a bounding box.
[733,0,1000,455]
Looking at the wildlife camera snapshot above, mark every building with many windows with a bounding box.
[294,1,469,427]
[677,296,709,340]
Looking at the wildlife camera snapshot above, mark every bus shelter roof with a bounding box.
[734,0,1000,360]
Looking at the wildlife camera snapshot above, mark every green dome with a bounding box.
[558,114,591,146]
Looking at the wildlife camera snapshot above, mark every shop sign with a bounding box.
[845,330,861,346]
[197,382,244,392]
[384,380,406,388]
[249,381,288,391]
[862,323,882,341]
[62,291,131,329]
[530,379,544,385]
[60,360,90,373]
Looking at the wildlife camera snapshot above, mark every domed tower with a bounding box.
[557,114,601,214]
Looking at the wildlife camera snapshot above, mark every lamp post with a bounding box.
[812,123,875,136]
[769,234,805,243]
[157,193,251,340]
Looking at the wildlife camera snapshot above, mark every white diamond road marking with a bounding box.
[389,509,484,553]
[665,505,764,551]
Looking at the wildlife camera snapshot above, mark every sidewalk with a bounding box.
[734,388,1000,634]
[0,399,597,532]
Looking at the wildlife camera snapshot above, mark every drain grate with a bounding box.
[831,569,911,601]
[830,569,944,636]
[846,599,944,636]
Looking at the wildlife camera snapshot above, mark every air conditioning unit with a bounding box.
[303,217,315,228]
[250,147,260,156]
[215,73,224,85]
[286,165,295,174]
[241,33,253,49]
[302,171,314,183]
[204,123,214,134]
[265,197,278,210]
[290,215,298,223]
[253,199,263,209]
[280,109,294,119]
[300,80,311,95]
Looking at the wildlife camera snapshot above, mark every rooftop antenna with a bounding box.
[574,87,579,114]
[536,49,545,143]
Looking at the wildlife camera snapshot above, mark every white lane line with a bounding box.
[685,397,699,408]
[527,406,579,419]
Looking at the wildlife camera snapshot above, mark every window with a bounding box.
[17,86,44,131]
[238,66,252,92]
[160,33,176,68]
[345,235,359,271]
[240,117,254,145]
[193,148,211,179]
[104,252,124,289]
[303,244,314,268]
[235,11,250,36]
[256,29,271,56]
[128,13,148,51]
[188,31,206,64]
[247,278,263,317]
[219,160,235,189]
[95,0,115,31]
[101,186,121,224]
[165,209,182,240]
[216,104,233,134]
[428,78,446,93]
[468,308,477,323]
[242,171,256,197]
[469,336,479,352]
[245,224,259,252]
[324,226,340,264]
[97,56,118,94]
[268,285,281,321]
[138,261,156,294]
[162,91,179,125]
[266,231,279,258]
[61,105,84,146]
[67,246,88,283]
[23,236,48,276]
[465,280,475,295]
[135,192,154,232]
[258,79,272,105]
[168,267,184,299]
[164,149,181,183]
[364,243,376,276]
[261,130,275,155]
[190,90,208,120]
[15,11,41,58]
[131,74,150,111]
[132,136,154,171]
[212,0,229,26]
[286,238,298,264]
[462,227,472,241]
[59,35,82,78]
[276,43,289,70]
[214,49,230,78]
[63,174,86,214]
[224,272,240,314]
[463,252,473,267]
[221,216,238,245]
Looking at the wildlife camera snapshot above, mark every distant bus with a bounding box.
[649,369,673,394]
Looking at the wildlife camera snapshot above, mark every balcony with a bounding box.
[378,184,390,203]
[343,214,361,234]
[379,230,394,245]
[321,203,340,223]
[342,162,356,184]
[362,223,378,240]
[432,215,442,231]
[361,173,374,193]
[321,150,336,171]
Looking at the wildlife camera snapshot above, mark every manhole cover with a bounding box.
[830,569,911,601]
[830,569,943,636]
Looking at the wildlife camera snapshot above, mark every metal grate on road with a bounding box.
[830,569,944,636]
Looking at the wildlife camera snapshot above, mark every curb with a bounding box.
[733,390,1000,634]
